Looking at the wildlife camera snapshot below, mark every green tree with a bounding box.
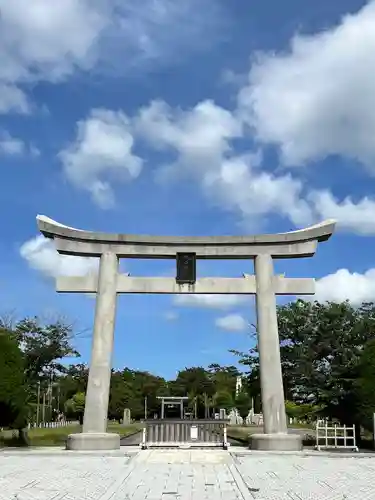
[207,364,240,395]
[9,316,83,428]
[169,367,215,418]
[352,338,375,432]
[108,371,135,421]
[213,390,234,411]
[186,391,198,418]
[13,317,80,385]
[0,329,29,442]
[235,390,252,423]
[199,393,214,419]
[171,367,215,398]
[285,401,322,422]
[65,392,85,424]
[58,363,88,412]
[232,300,375,425]
[109,368,168,420]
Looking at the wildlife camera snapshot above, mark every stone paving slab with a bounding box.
[1,449,375,499]
[234,452,375,499]
[0,450,248,500]
[115,450,248,499]
[0,455,132,500]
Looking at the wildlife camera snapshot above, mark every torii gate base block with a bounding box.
[66,433,120,451]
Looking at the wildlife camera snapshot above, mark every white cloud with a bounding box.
[215,313,247,331]
[309,190,375,236]
[129,2,375,236]
[0,0,224,113]
[135,99,242,172]
[30,145,41,158]
[0,84,30,114]
[6,0,373,235]
[239,1,375,168]
[316,268,375,305]
[0,131,39,157]
[0,132,25,155]
[164,311,179,321]
[59,109,143,207]
[174,294,246,309]
[134,99,312,229]
[0,0,106,113]
[20,235,98,278]
[111,0,224,68]
[203,154,312,228]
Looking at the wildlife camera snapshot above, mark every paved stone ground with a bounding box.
[0,453,132,500]
[120,431,143,446]
[235,452,375,499]
[1,449,375,499]
[115,449,246,500]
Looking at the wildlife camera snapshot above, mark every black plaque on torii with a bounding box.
[176,252,196,284]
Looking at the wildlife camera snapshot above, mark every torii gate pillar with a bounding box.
[37,215,335,451]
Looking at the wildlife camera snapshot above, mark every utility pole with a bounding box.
[49,373,53,421]
[204,393,208,419]
[42,391,46,424]
[36,381,41,426]
[57,383,60,416]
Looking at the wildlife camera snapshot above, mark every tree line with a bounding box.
[1,299,375,444]
[0,315,252,442]
[233,300,375,438]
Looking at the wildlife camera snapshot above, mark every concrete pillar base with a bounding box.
[250,433,302,451]
[66,433,120,451]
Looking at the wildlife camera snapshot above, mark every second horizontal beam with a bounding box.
[56,275,315,295]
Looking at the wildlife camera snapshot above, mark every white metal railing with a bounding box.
[27,420,80,429]
[315,420,359,452]
[141,419,228,449]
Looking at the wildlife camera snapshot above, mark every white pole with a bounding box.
[36,381,41,426]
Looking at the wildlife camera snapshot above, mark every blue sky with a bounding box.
[1,0,375,379]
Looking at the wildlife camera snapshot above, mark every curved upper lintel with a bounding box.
[37,215,335,248]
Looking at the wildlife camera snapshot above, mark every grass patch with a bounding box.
[0,422,144,448]
[287,422,313,429]
[226,425,260,444]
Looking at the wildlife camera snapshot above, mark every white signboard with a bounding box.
[190,425,198,440]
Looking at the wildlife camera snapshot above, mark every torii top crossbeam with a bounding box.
[37,215,335,259]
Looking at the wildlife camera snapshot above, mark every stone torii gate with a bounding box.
[37,215,335,451]
[157,396,189,419]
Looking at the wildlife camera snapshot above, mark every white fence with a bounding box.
[315,420,359,452]
[27,420,79,429]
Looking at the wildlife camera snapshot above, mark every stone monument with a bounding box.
[123,408,131,425]
[219,408,227,420]
[235,376,242,396]
[228,408,242,425]
[37,215,335,451]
